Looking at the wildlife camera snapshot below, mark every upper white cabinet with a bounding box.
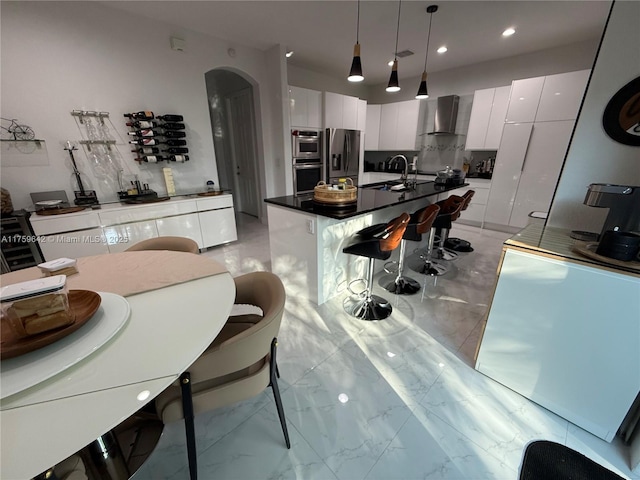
[356,99,367,132]
[466,86,510,150]
[324,91,360,130]
[535,70,590,122]
[289,86,322,129]
[377,100,420,150]
[505,70,590,124]
[365,104,381,150]
[505,76,545,123]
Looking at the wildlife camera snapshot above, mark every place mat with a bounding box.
[519,440,624,480]
[1,290,101,360]
[572,241,640,273]
[1,251,227,298]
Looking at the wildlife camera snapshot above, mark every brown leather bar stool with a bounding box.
[444,190,475,253]
[411,195,464,276]
[433,194,465,261]
[379,204,440,295]
[342,213,410,320]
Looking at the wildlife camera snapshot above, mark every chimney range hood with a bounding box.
[428,95,460,135]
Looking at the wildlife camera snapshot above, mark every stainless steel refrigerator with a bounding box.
[325,128,361,185]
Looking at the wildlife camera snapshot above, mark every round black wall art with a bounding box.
[602,75,640,147]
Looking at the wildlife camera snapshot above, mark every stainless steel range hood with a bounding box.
[428,95,460,135]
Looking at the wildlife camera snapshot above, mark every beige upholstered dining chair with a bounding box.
[124,236,200,253]
[154,271,290,480]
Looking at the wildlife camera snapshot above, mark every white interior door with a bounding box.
[226,88,259,217]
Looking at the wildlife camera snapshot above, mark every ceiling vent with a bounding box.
[396,49,414,58]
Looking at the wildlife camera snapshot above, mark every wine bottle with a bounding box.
[160,122,186,130]
[123,111,154,120]
[161,130,186,138]
[132,146,160,154]
[126,120,157,129]
[127,129,155,137]
[161,139,187,147]
[156,114,183,122]
[168,155,189,162]
[129,138,158,146]
[136,155,165,163]
[162,147,189,154]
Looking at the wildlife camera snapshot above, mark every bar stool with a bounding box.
[434,195,465,261]
[342,213,410,320]
[379,204,440,295]
[411,195,464,276]
[444,190,475,253]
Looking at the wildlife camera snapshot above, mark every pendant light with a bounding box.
[348,0,364,82]
[386,0,402,93]
[416,5,438,99]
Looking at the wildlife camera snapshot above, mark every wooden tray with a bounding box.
[35,206,86,216]
[572,242,640,273]
[1,290,102,360]
[197,191,225,197]
[122,196,170,204]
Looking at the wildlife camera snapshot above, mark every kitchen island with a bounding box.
[265,180,467,305]
[475,222,639,453]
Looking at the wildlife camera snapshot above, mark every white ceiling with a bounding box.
[102,0,612,85]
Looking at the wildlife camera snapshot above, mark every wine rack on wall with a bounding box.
[124,111,190,164]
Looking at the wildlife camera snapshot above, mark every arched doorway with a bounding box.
[204,69,261,218]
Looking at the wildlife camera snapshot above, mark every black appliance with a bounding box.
[1,210,44,273]
[292,130,323,196]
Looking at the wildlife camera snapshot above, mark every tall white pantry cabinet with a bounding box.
[484,70,590,229]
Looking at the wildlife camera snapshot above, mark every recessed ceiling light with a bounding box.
[437,46,447,54]
[502,27,516,37]
[285,50,294,58]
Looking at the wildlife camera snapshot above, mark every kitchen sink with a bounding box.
[362,180,431,192]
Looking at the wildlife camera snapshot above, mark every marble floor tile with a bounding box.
[131,214,636,480]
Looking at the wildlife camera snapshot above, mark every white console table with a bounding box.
[30,194,237,260]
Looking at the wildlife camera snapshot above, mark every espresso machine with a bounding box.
[584,183,640,238]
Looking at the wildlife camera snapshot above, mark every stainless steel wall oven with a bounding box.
[292,130,323,196]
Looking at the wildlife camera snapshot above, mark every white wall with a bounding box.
[0,1,286,210]
[547,1,640,232]
[288,64,368,100]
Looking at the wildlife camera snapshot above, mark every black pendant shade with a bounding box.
[386,60,400,92]
[348,43,364,82]
[416,71,429,99]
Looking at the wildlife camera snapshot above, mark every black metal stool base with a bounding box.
[412,260,448,276]
[444,237,474,252]
[343,294,392,320]
[379,273,421,295]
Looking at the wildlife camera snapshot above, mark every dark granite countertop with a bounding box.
[264,181,468,220]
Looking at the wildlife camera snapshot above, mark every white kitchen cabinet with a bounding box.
[365,104,381,150]
[196,195,238,248]
[508,120,574,227]
[103,220,158,253]
[484,123,534,226]
[505,76,545,123]
[466,86,510,151]
[38,227,109,261]
[156,213,204,249]
[535,70,590,122]
[485,120,575,229]
[356,99,367,132]
[289,86,322,129]
[324,91,359,130]
[457,179,491,226]
[476,247,640,442]
[378,100,420,150]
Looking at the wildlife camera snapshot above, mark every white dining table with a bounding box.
[0,251,235,480]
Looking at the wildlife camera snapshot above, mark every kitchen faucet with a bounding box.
[389,154,409,184]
